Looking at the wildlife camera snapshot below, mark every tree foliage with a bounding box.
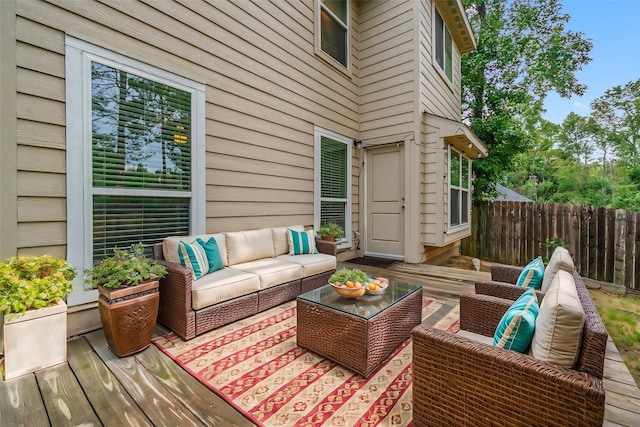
[505,77,640,211]
[462,0,592,200]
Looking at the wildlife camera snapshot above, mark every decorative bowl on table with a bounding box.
[365,278,390,295]
[329,268,372,298]
[331,283,367,298]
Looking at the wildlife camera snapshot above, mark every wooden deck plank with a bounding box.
[84,331,206,427]
[35,362,101,426]
[135,343,255,427]
[66,337,153,427]
[0,372,49,427]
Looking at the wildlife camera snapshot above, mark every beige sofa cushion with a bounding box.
[225,228,274,266]
[531,270,585,368]
[231,259,303,290]
[458,329,494,346]
[191,268,260,310]
[272,225,305,256]
[541,246,574,293]
[163,233,228,266]
[276,253,336,277]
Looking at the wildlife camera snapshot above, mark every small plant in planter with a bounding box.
[85,243,167,357]
[0,255,77,380]
[318,223,343,242]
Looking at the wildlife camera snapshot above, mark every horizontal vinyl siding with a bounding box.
[419,0,461,120]
[421,122,444,246]
[359,0,416,142]
[14,0,361,246]
[15,15,67,254]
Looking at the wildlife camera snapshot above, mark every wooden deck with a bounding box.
[1,262,638,426]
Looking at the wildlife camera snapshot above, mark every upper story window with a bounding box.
[314,127,352,248]
[316,0,350,70]
[66,37,205,304]
[449,147,470,230]
[434,7,453,82]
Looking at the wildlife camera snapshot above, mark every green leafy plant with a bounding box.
[0,255,77,315]
[85,243,167,289]
[318,223,343,238]
[329,268,371,285]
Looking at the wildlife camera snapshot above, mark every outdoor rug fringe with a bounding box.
[153,297,459,427]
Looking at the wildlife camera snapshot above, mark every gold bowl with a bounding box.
[331,283,366,298]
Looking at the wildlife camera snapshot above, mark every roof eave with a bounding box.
[435,0,476,54]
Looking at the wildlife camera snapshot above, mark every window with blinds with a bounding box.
[320,136,347,239]
[91,61,193,259]
[449,148,470,229]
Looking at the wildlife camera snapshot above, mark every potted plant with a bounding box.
[0,255,76,380]
[85,243,167,357]
[318,223,343,242]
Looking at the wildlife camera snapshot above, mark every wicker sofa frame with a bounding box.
[412,270,608,426]
[152,238,336,340]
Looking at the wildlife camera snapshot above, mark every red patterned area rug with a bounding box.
[153,298,459,427]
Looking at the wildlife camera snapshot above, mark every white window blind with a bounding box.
[320,136,347,239]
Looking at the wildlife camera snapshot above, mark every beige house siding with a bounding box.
[8,0,362,259]
[418,0,462,120]
[358,0,416,143]
[15,13,67,258]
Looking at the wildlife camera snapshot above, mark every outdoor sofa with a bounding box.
[152,225,336,340]
[412,260,608,426]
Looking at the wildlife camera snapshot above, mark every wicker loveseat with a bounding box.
[412,269,608,426]
[152,226,336,340]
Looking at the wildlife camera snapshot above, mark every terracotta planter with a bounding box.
[98,279,159,357]
[1,301,67,380]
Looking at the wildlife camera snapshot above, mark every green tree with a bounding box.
[462,0,592,200]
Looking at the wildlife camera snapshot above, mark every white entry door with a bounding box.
[365,144,404,259]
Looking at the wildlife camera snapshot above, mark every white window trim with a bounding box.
[314,0,351,75]
[65,36,205,306]
[447,146,471,233]
[432,4,454,89]
[314,126,352,250]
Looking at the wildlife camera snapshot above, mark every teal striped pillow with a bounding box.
[287,229,318,255]
[493,288,539,352]
[516,256,545,289]
[178,240,209,280]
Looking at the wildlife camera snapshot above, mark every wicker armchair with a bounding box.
[474,262,535,300]
[412,271,608,427]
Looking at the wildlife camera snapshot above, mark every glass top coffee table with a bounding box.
[296,281,422,377]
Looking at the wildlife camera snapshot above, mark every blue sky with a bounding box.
[542,0,640,124]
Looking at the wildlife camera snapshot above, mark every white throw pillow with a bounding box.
[531,270,585,368]
[541,246,574,293]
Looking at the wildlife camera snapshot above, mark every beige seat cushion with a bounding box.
[225,228,274,265]
[231,259,303,290]
[531,270,585,368]
[272,225,305,256]
[541,246,574,293]
[191,268,260,310]
[458,329,494,346]
[163,233,228,266]
[276,253,336,277]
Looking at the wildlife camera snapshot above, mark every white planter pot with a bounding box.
[1,301,67,380]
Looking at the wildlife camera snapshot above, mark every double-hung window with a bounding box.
[449,147,470,230]
[316,0,350,69]
[314,127,351,247]
[434,6,453,82]
[65,37,205,304]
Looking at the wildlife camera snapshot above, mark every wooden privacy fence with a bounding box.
[461,201,640,291]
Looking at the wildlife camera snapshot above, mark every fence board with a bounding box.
[461,201,639,291]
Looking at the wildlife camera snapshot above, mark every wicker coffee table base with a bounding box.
[296,288,422,377]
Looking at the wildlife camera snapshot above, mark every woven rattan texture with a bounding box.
[258,280,300,312]
[297,287,422,377]
[195,293,258,336]
[490,263,524,283]
[412,269,607,426]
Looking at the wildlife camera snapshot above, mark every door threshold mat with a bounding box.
[345,257,397,269]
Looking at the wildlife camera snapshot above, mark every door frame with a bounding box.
[363,142,405,260]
